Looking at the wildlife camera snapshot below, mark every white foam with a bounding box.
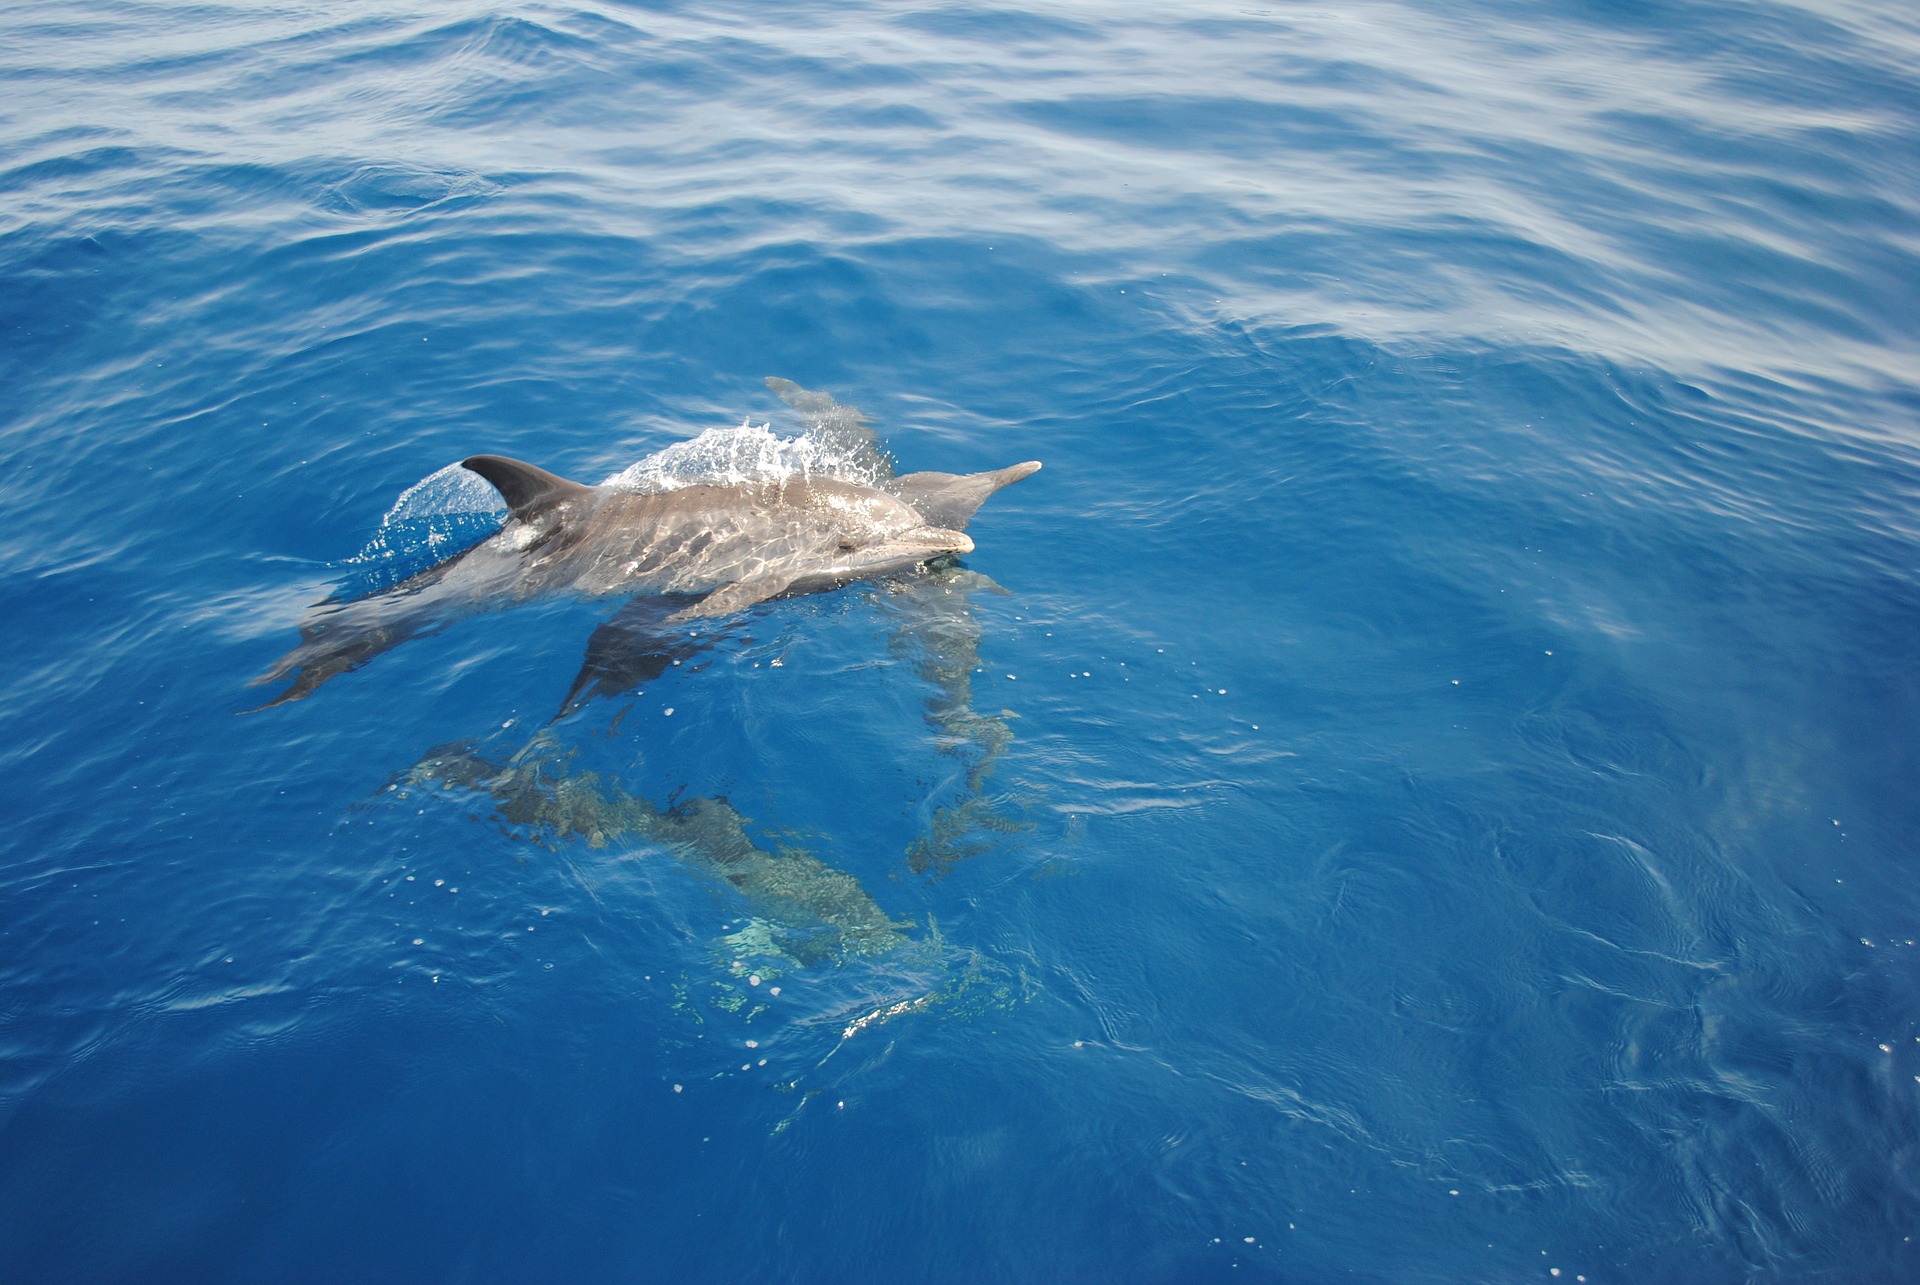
[601,420,883,493]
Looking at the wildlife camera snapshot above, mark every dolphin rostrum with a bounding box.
[252,434,1040,707]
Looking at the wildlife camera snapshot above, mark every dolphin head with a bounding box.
[830,523,973,575]
[780,522,973,598]
[893,524,974,555]
[777,476,978,578]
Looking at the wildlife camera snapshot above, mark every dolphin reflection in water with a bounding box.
[402,565,1020,965]
[301,381,1038,970]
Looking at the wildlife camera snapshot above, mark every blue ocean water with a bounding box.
[4,0,1919,1280]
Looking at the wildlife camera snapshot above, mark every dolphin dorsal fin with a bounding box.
[887,461,1041,529]
[462,455,594,523]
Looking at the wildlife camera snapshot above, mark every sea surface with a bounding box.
[3,2,1919,1281]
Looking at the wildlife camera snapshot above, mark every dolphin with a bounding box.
[252,430,1039,707]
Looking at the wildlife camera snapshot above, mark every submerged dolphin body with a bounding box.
[253,416,1040,707]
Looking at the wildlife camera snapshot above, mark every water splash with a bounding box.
[336,463,508,597]
[600,420,874,493]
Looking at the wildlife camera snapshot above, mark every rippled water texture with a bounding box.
[3,2,1919,1281]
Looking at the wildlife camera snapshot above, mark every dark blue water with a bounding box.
[5,2,1920,1281]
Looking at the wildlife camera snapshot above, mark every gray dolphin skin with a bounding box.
[252,406,1040,707]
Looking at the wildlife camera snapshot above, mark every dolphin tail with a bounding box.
[244,579,464,711]
[886,461,1041,530]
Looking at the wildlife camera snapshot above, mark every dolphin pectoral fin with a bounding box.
[558,593,713,715]
[887,461,1041,529]
[669,574,797,621]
